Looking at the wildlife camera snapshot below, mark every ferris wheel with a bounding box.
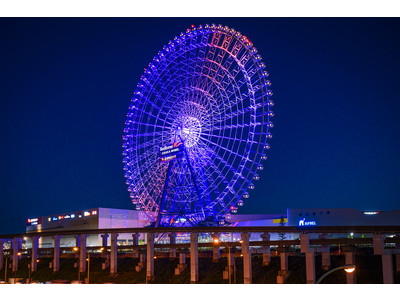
[122,24,274,227]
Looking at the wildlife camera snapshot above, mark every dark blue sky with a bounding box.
[1,18,400,234]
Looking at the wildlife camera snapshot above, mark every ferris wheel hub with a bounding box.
[173,115,201,148]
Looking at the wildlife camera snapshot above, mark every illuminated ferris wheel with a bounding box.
[122,24,274,227]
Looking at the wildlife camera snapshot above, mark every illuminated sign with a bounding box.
[26,217,42,226]
[71,214,75,218]
[159,142,184,162]
[364,211,379,215]
[273,218,288,224]
[91,210,97,215]
[84,211,90,217]
[52,217,58,221]
[298,218,316,226]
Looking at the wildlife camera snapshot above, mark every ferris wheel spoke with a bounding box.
[199,131,250,145]
[197,134,255,168]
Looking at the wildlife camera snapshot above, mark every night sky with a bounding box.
[1,18,400,234]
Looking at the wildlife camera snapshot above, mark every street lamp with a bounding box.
[86,252,90,284]
[213,238,232,284]
[73,247,80,282]
[316,264,356,284]
[12,252,22,283]
[4,253,9,284]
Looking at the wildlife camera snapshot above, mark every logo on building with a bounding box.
[298,218,316,226]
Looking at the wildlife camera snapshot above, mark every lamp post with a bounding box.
[214,238,239,284]
[233,253,243,284]
[316,264,356,284]
[73,247,80,282]
[86,252,90,284]
[13,252,21,283]
[213,238,231,284]
[4,254,8,284]
[28,263,31,284]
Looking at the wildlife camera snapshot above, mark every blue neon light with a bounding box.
[299,218,317,226]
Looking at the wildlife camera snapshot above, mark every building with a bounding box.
[287,208,400,227]
[25,207,400,247]
[26,208,149,247]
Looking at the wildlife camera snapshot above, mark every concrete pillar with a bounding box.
[179,252,186,265]
[132,233,139,258]
[110,233,118,275]
[190,232,199,283]
[260,233,271,266]
[0,241,4,270]
[277,251,289,284]
[305,252,316,284]
[382,254,394,284]
[373,234,393,283]
[373,234,384,254]
[241,232,252,284]
[30,236,39,272]
[146,233,154,281]
[319,234,331,271]
[396,243,400,273]
[212,233,220,262]
[100,234,109,270]
[280,252,289,271]
[101,234,109,247]
[135,253,146,272]
[52,235,61,272]
[79,234,87,273]
[300,233,311,253]
[75,235,81,248]
[12,237,21,272]
[169,233,176,260]
[300,234,315,284]
[175,252,187,275]
[345,251,356,284]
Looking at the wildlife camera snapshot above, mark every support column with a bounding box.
[305,252,316,284]
[169,233,176,260]
[277,251,289,284]
[75,235,81,248]
[73,235,80,269]
[300,233,315,284]
[52,235,61,272]
[132,233,139,258]
[345,251,356,284]
[212,233,220,262]
[373,234,392,284]
[241,232,252,284]
[100,234,109,270]
[135,253,146,272]
[146,233,154,281]
[319,234,331,271]
[12,237,21,272]
[79,234,87,273]
[0,241,4,270]
[190,232,199,283]
[30,236,39,272]
[382,254,394,284]
[101,234,109,247]
[110,233,118,275]
[175,252,187,275]
[396,243,400,273]
[260,233,271,266]
[280,251,289,271]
